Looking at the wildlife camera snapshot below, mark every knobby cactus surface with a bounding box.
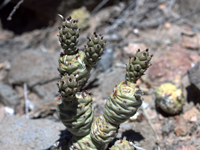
[155,83,184,115]
[56,16,153,150]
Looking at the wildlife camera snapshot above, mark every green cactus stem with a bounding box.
[84,32,105,67]
[57,51,91,99]
[126,49,153,83]
[58,91,94,137]
[57,16,105,100]
[90,115,117,145]
[66,134,105,150]
[58,16,79,55]
[103,81,143,125]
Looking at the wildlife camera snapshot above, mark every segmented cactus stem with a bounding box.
[126,49,153,83]
[103,81,143,125]
[84,32,106,67]
[58,91,94,137]
[58,16,80,55]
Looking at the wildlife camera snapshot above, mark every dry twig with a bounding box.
[7,0,24,21]
[23,83,29,119]
[91,0,109,15]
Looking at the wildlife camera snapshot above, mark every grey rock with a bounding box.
[0,38,29,63]
[162,121,175,136]
[96,48,114,72]
[33,80,59,101]
[0,116,65,150]
[117,121,156,150]
[9,50,59,87]
[85,48,114,88]
[100,68,125,98]
[0,84,20,107]
[188,61,200,90]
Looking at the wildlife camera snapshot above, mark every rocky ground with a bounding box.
[0,0,200,150]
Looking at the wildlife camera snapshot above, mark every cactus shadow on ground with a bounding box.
[46,129,72,150]
[121,130,144,142]
[155,104,179,117]
[186,85,200,105]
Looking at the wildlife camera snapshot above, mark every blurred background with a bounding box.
[0,0,200,149]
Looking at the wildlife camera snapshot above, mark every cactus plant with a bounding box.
[55,16,152,150]
[110,139,135,150]
[156,83,184,115]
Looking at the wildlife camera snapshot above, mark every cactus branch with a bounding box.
[56,16,153,150]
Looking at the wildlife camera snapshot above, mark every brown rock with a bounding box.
[177,145,197,150]
[174,124,188,136]
[187,145,197,150]
[181,32,200,50]
[183,107,199,122]
[148,45,200,83]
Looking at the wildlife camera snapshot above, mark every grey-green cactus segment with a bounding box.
[58,16,80,55]
[126,49,152,83]
[58,91,94,137]
[58,51,84,75]
[84,32,105,67]
[103,81,143,125]
[156,83,184,115]
[58,74,80,99]
[110,139,135,150]
[90,115,117,145]
[66,134,106,150]
[57,51,91,99]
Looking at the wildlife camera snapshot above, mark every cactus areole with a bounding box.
[56,16,153,150]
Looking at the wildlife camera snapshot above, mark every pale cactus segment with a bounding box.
[66,134,105,150]
[103,81,143,125]
[90,115,117,145]
[57,51,91,99]
[58,91,94,137]
[110,139,135,150]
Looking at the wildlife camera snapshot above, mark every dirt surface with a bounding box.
[0,0,200,150]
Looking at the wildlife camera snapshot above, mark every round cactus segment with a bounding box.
[58,16,80,55]
[110,139,135,150]
[126,49,152,83]
[58,51,85,74]
[84,32,105,67]
[103,81,143,125]
[67,134,105,150]
[156,83,184,115]
[58,74,80,99]
[90,115,117,145]
[57,51,91,99]
[58,91,94,137]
